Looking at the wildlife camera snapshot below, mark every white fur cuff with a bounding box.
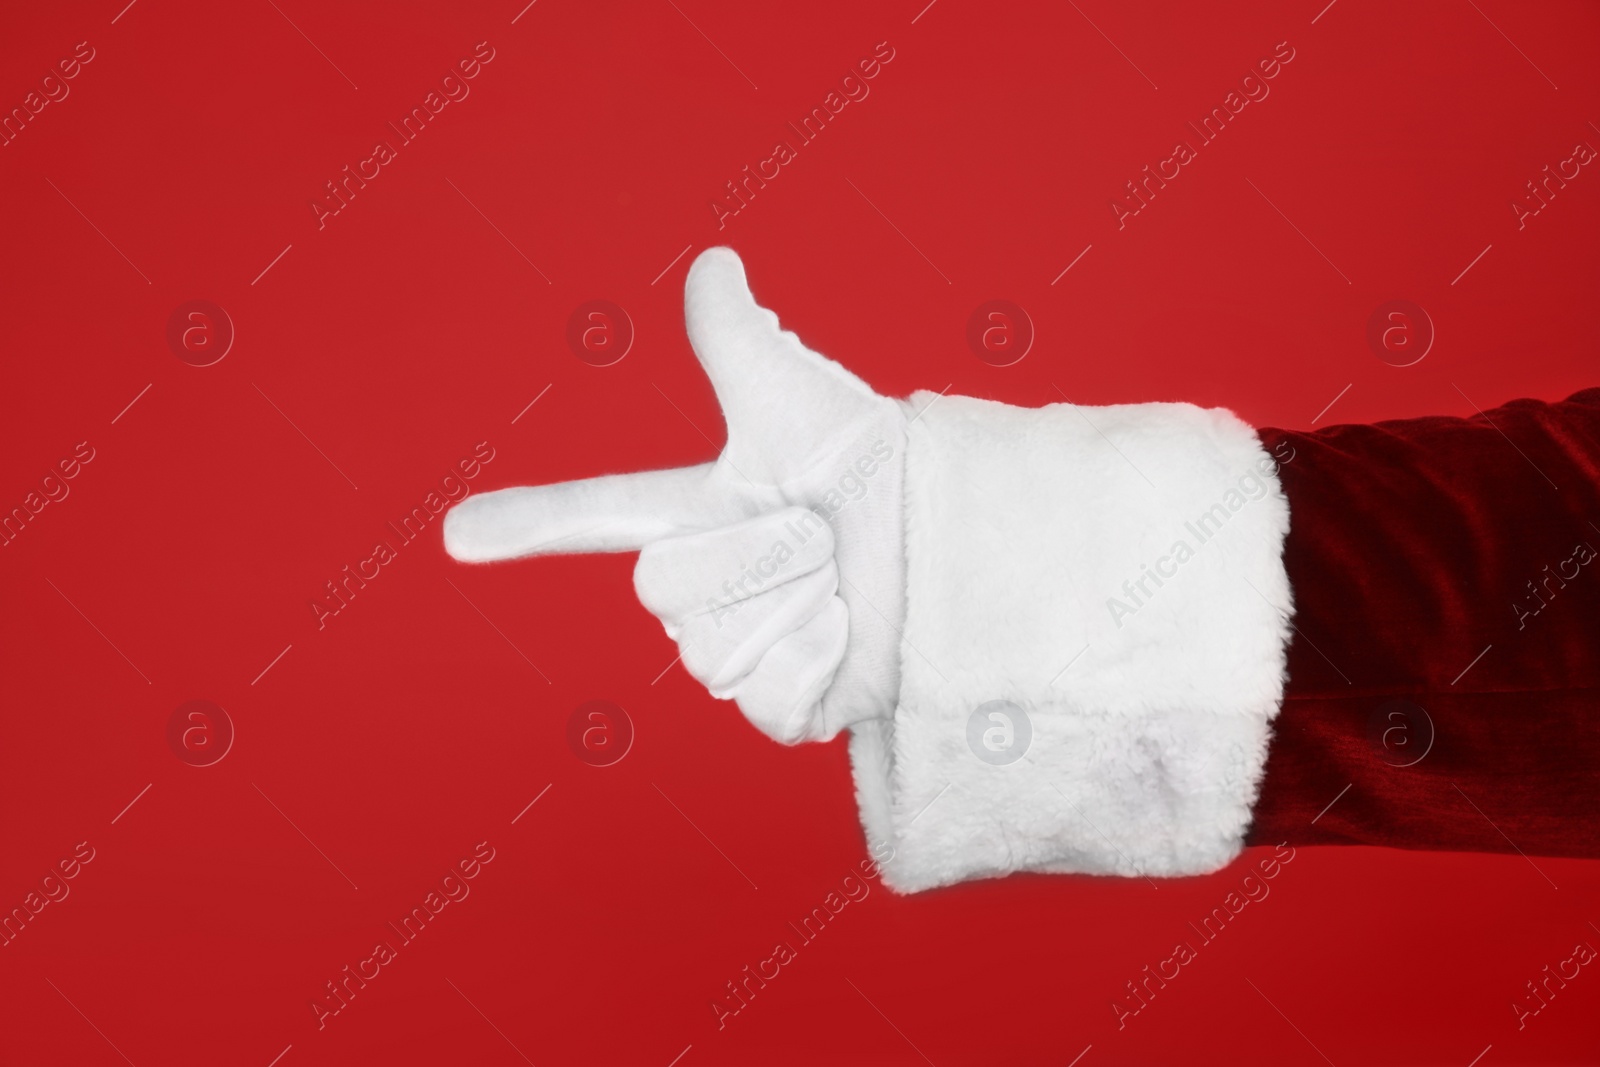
[850,392,1293,893]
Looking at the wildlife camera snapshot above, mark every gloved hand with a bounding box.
[443,248,909,744]
[445,246,1293,894]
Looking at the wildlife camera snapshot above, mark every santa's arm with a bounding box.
[853,385,1600,892]
[1247,386,1600,859]
[442,248,1600,893]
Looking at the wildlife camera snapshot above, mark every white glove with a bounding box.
[444,248,908,743]
[445,247,1295,894]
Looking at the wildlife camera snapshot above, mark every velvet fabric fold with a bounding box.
[1247,387,1600,858]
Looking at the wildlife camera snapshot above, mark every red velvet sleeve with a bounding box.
[1245,387,1600,858]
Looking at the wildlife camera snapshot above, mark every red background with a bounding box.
[3,1,1598,1064]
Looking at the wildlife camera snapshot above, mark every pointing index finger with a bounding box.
[443,463,758,561]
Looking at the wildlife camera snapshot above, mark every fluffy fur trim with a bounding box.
[851,392,1293,893]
